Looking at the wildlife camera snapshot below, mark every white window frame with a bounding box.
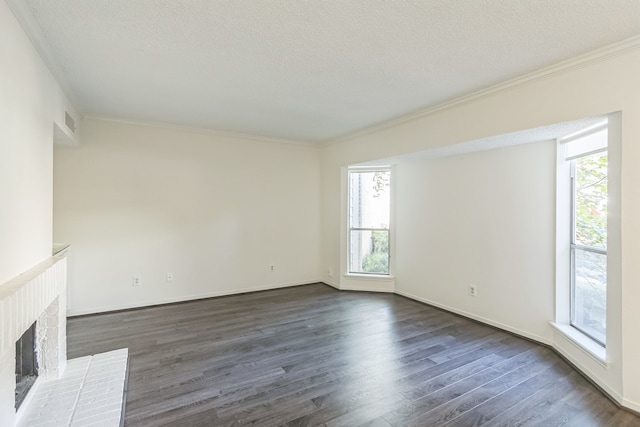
[569,147,607,347]
[346,166,392,277]
[553,115,621,365]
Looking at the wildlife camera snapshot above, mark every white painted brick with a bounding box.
[23,284,31,331]
[16,349,127,427]
[0,299,8,356]
[0,351,16,426]
[11,293,19,342]
[31,285,38,325]
[73,403,122,419]
[2,257,69,426]
[71,411,122,427]
[21,417,63,427]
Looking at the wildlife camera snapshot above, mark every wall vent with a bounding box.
[65,111,75,133]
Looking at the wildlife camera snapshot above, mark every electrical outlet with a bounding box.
[132,276,141,287]
[270,264,275,272]
[328,267,333,277]
[166,272,174,282]
[468,284,477,297]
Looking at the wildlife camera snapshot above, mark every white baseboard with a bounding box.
[320,279,394,293]
[321,280,340,290]
[394,289,551,345]
[551,339,623,405]
[340,285,394,293]
[67,279,321,316]
[622,398,640,414]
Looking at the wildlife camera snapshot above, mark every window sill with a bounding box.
[344,273,394,281]
[550,322,608,367]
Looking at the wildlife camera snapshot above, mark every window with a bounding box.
[348,167,391,275]
[567,124,608,346]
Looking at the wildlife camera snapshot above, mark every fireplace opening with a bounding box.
[15,322,38,410]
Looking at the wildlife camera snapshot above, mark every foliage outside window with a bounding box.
[348,168,390,275]
[570,132,607,346]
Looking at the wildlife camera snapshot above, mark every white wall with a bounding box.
[394,141,556,344]
[0,1,74,285]
[54,118,321,314]
[0,3,76,424]
[319,44,640,409]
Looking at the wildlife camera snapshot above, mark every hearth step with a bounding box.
[17,348,128,427]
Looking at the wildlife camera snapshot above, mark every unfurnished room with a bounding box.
[2,1,640,426]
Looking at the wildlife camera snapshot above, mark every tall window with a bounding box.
[348,167,391,275]
[567,124,608,346]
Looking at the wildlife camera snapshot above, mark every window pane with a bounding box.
[349,171,390,229]
[574,152,607,249]
[572,248,607,345]
[349,230,389,274]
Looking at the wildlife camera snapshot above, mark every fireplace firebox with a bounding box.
[15,322,38,410]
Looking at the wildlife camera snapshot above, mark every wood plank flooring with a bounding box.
[67,283,640,427]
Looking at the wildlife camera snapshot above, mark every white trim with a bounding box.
[622,398,640,414]
[322,280,340,290]
[339,285,394,293]
[344,273,395,280]
[394,289,551,345]
[550,322,608,366]
[391,290,629,409]
[347,165,392,172]
[558,122,608,144]
[551,335,623,406]
[66,279,320,316]
[8,0,638,150]
[346,166,393,277]
[83,115,317,147]
[324,36,640,147]
[5,0,78,109]
[565,147,607,161]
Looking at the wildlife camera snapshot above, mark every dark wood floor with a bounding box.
[67,283,640,427]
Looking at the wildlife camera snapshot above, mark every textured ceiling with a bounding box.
[13,0,640,142]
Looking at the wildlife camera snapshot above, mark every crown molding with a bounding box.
[323,35,640,147]
[5,0,81,112]
[83,115,317,147]
[8,0,638,148]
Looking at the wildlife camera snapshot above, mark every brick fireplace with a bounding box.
[0,253,68,426]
